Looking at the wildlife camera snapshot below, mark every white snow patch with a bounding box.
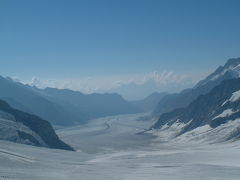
[151,120,192,142]
[202,64,240,86]
[212,109,235,120]
[175,119,240,144]
[209,68,229,81]
[232,64,240,72]
[229,90,240,102]
[221,100,229,106]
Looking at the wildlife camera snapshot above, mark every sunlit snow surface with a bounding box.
[1,113,240,179]
[222,89,240,106]
[230,90,240,102]
[212,109,235,120]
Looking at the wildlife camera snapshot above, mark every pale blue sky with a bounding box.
[0,0,240,93]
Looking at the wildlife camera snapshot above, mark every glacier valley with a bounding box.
[0,113,240,180]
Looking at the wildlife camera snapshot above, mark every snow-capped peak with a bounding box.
[195,58,240,87]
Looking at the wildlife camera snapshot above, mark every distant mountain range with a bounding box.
[0,76,141,125]
[106,75,196,101]
[106,81,162,101]
[132,92,168,112]
[0,99,73,151]
[153,58,240,116]
[151,58,240,142]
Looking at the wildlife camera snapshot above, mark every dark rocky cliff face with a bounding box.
[153,78,240,139]
[0,100,74,151]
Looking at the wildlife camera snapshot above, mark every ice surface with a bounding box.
[0,113,240,180]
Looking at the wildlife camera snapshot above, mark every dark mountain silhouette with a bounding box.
[0,76,141,125]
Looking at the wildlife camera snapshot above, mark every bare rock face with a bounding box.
[153,78,240,141]
[0,100,74,151]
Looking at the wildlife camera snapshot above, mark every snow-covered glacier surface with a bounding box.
[0,113,240,180]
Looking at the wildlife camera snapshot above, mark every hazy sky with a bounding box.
[1,0,240,98]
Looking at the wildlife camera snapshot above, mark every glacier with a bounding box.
[0,113,240,180]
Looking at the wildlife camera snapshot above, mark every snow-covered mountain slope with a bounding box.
[0,99,74,151]
[150,118,240,144]
[0,110,47,146]
[196,58,240,87]
[1,114,240,180]
[153,58,240,116]
[151,78,240,142]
